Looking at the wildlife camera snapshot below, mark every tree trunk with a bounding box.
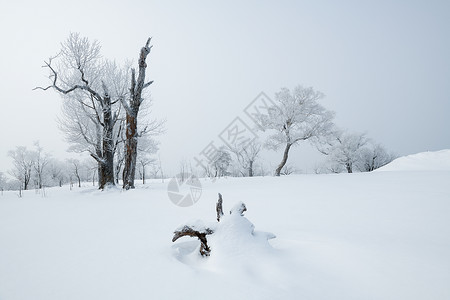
[24,170,31,190]
[346,162,353,173]
[99,96,116,189]
[249,160,254,177]
[38,172,42,189]
[122,38,152,190]
[275,143,292,176]
[142,165,145,184]
[123,113,138,189]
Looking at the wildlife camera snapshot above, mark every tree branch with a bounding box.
[34,59,104,105]
[172,225,213,257]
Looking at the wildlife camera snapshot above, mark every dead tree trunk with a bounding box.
[122,38,153,190]
[122,111,138,189]
[216,193,224,222]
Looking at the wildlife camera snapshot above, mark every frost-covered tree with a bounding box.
[321,131,369,173]
[32,141,51,189]
[358,143,396,172]
[8,146,34,190]
[280,164,298,175]
[47,159,68,187]
[256,85,335,176]
[136,135,158,184]
[228,140,261,177]
[314,161,346,174]
[58,97,125,187]
[212,148,232,178]
[36,33,128,189]
[66,159,83,188]
[0,172,6,193]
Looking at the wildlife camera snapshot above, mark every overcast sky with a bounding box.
[0,0,449,176]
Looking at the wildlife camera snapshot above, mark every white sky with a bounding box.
[0,0,449,176]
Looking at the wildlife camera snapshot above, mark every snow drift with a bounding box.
[377,149,450,172]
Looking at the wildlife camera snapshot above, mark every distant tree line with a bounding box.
[177,85,396,179]
[0,141,164,193]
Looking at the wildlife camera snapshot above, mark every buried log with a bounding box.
[172,225,214,256]
[172,193,247,256]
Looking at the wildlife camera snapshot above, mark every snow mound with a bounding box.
[172,203,277,273]
[207,213,276,260]
[376,149,450,172]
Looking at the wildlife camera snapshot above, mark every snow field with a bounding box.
[1,150,449,299]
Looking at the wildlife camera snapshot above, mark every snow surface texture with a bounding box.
[1,150,449,300]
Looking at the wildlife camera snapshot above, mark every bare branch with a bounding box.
[172,225,213,257]
[143,80,154,89]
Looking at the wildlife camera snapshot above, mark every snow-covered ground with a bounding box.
[377,149,450,172]
[1,150,449,300]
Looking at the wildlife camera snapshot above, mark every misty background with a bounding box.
[1,0,449,176]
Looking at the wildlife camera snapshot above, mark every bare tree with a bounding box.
[228,140,262,177]
[8,146,34,190]
[136,136,158,184]
[280,164,297,175]
[199,150,230,179]
[212,148,232,178]
[256,85,335,176]
[121,38,154,190]
[32,141,51,189]
[315,161,346,174]
[66,158,84,187]
[147,163,160,180]
[36,33,127,189]
[47,158,67,187]
[201,163,214,179]
[137,158,155,184]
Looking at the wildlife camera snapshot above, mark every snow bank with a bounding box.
[377,149,450,171]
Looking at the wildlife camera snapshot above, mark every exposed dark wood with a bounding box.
[216,193,224,222]
[172,225,214,256]
[122,38,153,190]
[172,194,250,257]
